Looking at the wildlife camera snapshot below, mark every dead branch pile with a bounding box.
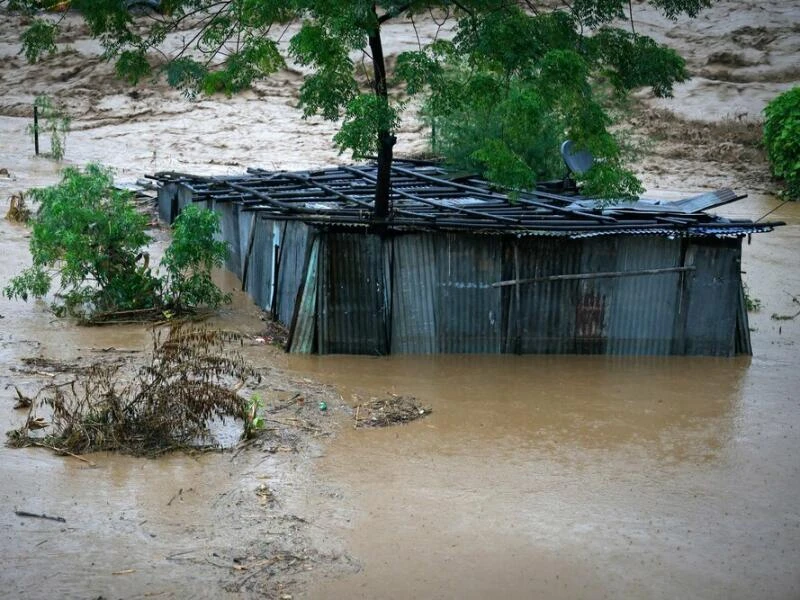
[6,193,31,223]
[7,325,261,455]
[354,394,431,428]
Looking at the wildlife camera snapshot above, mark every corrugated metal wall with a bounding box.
[435,233,503,353]
[244,217,273,310]
[170,185,747,356]
[300,231,743,356]
[390,234,438,353]
[318,232,388,354]
[157,183,177,223]
[214,201,242,278]
[288,236,319,354]
[509,237,582,354]
[237,212,255,282]
[681,239,742,356]
[589,237,682,356]
[275,222,310,326]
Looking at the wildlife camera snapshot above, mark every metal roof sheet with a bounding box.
[151,162,783,239]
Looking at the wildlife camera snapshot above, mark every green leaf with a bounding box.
[763,86,800,199]
[20,18,58,63]
[334,94,402,157]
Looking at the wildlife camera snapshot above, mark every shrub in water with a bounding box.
[763,86,800,199]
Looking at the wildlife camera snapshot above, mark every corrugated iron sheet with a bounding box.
[390,234,438,353]
[164,180,752,356]
[275,221,310,325]
[599,237,682,355]
[244,217,273,310]
[681,239,741,356]
[157,183,177,223]
[510,237,582,354]
[288,236,319,354]
[237,211,254,281]
[318,233,388,354]
[214,200,242,278]
[435,233,503,353]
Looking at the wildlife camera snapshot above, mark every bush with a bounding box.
[4,164,158,316]
[161,204,231,311]
[430,78,566,186]
[763,86,800,199]
[4,164,231,320]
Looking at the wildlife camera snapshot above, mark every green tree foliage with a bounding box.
[4,164,230,320]
[5,0,712,203]
[763,86,800,200]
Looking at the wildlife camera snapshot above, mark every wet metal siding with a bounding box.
[245,218,273,310]
[296,232,744,356]
[318,232,388,354]
[275,222,310,326]
[157,183,177,223]
[390,234,437,353]
[435,234,503,352]
[681,239,742,356]
[237,212,255,280]
[214,200,242,278]
[596,237,682,356]
[289,236,319,354]
[157,183,196,223]
[160,184,749,356]
[510,237,582,354]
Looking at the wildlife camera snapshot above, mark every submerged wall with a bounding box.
[158,187,750,356]
[289,231,747,356]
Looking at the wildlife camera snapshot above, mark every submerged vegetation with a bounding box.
[27,93,70,160]
[5,192,31,223]
[8,326,262,456]
[763,86,800,199]
[3,164,230,321]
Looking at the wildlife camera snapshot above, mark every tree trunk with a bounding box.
[368,11,395,223]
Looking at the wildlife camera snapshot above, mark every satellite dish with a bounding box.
[560,140,594,175]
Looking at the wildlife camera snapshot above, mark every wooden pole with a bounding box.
[33,104,39,155]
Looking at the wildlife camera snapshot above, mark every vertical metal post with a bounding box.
[514,241,521,354]
[33,105,39,155]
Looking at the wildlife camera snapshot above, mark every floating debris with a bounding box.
[5,193,30,223]
[354,394,431,428]
[6,325,261,456]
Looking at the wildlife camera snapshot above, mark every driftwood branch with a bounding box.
[14,510,66,523]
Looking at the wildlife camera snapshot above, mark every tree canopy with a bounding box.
[5,0,714,213]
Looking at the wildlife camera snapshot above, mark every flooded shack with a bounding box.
[154,163,782,356]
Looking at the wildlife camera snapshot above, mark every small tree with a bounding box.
[763,86,800,200]
[28,93,70,160]
[4,164,230,320]
[4,164,159,316]
[161,204,231,311]
[6,0,713,205]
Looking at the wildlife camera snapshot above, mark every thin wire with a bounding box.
[755,199,789,223]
